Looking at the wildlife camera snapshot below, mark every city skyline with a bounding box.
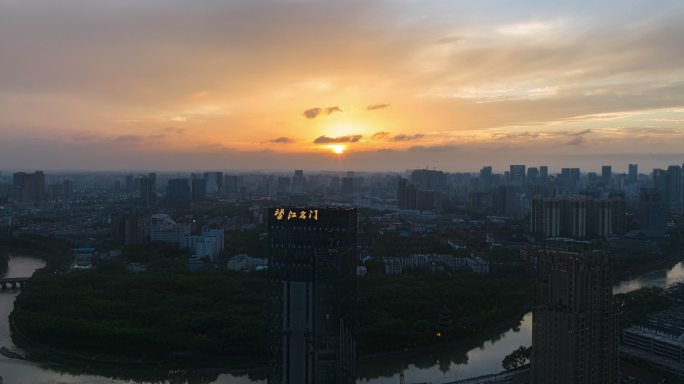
[2,1,684,171]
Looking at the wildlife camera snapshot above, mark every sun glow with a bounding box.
[326,144,347,154]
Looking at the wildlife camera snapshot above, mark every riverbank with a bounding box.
[10,302,533,378]
[614,251,684,281]
[357,305,532,364]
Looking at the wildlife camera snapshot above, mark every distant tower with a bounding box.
[628,164,638,185]
[601,165,612,186]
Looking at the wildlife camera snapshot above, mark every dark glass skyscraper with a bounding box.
[268,207,357,384]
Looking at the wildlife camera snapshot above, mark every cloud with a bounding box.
[270,137,293,143]
[371,131,390,140]
[572,129,592,136]
[562,129,591,146]
[367,103,390,111]
[302,106,343,119]
[313,135,363,144]
[496,21,560,36]
[494,132,542,140]
[391,133,425,142]
[112,134,144,143]
[565,136,585,146]
[409,145,456,152]
[326,106,343,115]
[303,108,322,119]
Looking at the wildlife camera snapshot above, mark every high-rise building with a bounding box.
[539,166,549,180]
[12,171,45,206]
[410,169,447,192]
[223,175,239,194]
[292,170,306,193]
[63,179,73,201]
[139,174,156,207]
[268,207,356,384]
[397,177,441,211]
[531,247,617,384]
[191,177,207,201]
[480,166,493,188]
[640,188,667,237]
[397,177,417,210]
[601,165,612,186]
[666,165,682,213]
[165,178,191,204]
[530,196,625,240]
[111,212,150,245]
[341,177,355,195]
[276,176,291,195]
[628,164,638,185]
[509,165,526,187]
[125,175,135,192]
[203,172,223,193]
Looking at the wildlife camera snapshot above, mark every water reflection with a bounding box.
[1,255,264,384]
[357,312,533,384]
[3,254,684,384]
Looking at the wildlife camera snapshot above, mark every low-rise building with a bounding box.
[622,307,684,376]
[227,254,268,271]
[383,253,489,275]
[150,214,191,244]
[181,228,224,260]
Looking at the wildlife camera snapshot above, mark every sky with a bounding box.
[2,0,684,173]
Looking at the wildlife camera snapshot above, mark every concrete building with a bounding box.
[410,169,447,192]
[639,188,667,237]
[383,253,489,275]
[227,254,268,271]
[150,214,191,244]
[530,196,625,240]
[509,165,526,187]
[602,165,612,186]
[139,173,156,207]
[203,172,223,194]
[111,212,150,245]
[622,307,684,376]
[628,163,638,185]
[191,176,207,201]
[531,249,617,384]
[12,171,45,206]
[181,228,224,260]
[165,178,191,204]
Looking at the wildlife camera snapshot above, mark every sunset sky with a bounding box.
[2,0,684,172]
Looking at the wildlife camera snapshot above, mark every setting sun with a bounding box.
[327,144,347,154]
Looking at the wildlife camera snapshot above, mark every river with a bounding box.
[1,254,683,384]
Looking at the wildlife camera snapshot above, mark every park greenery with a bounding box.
[615,286,672,329]
[502,345,531,371]
[10,241,534,366]
[353,271,533,353]
[12,263,269,366]
[0,231,72,271]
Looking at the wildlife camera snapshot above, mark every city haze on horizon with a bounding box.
[2,0,684,171]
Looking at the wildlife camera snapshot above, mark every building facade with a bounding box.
[530,196,625,240]
[531,249,617,384]
[268,207,356,384]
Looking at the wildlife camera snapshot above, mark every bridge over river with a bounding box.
[0,277,30,290]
